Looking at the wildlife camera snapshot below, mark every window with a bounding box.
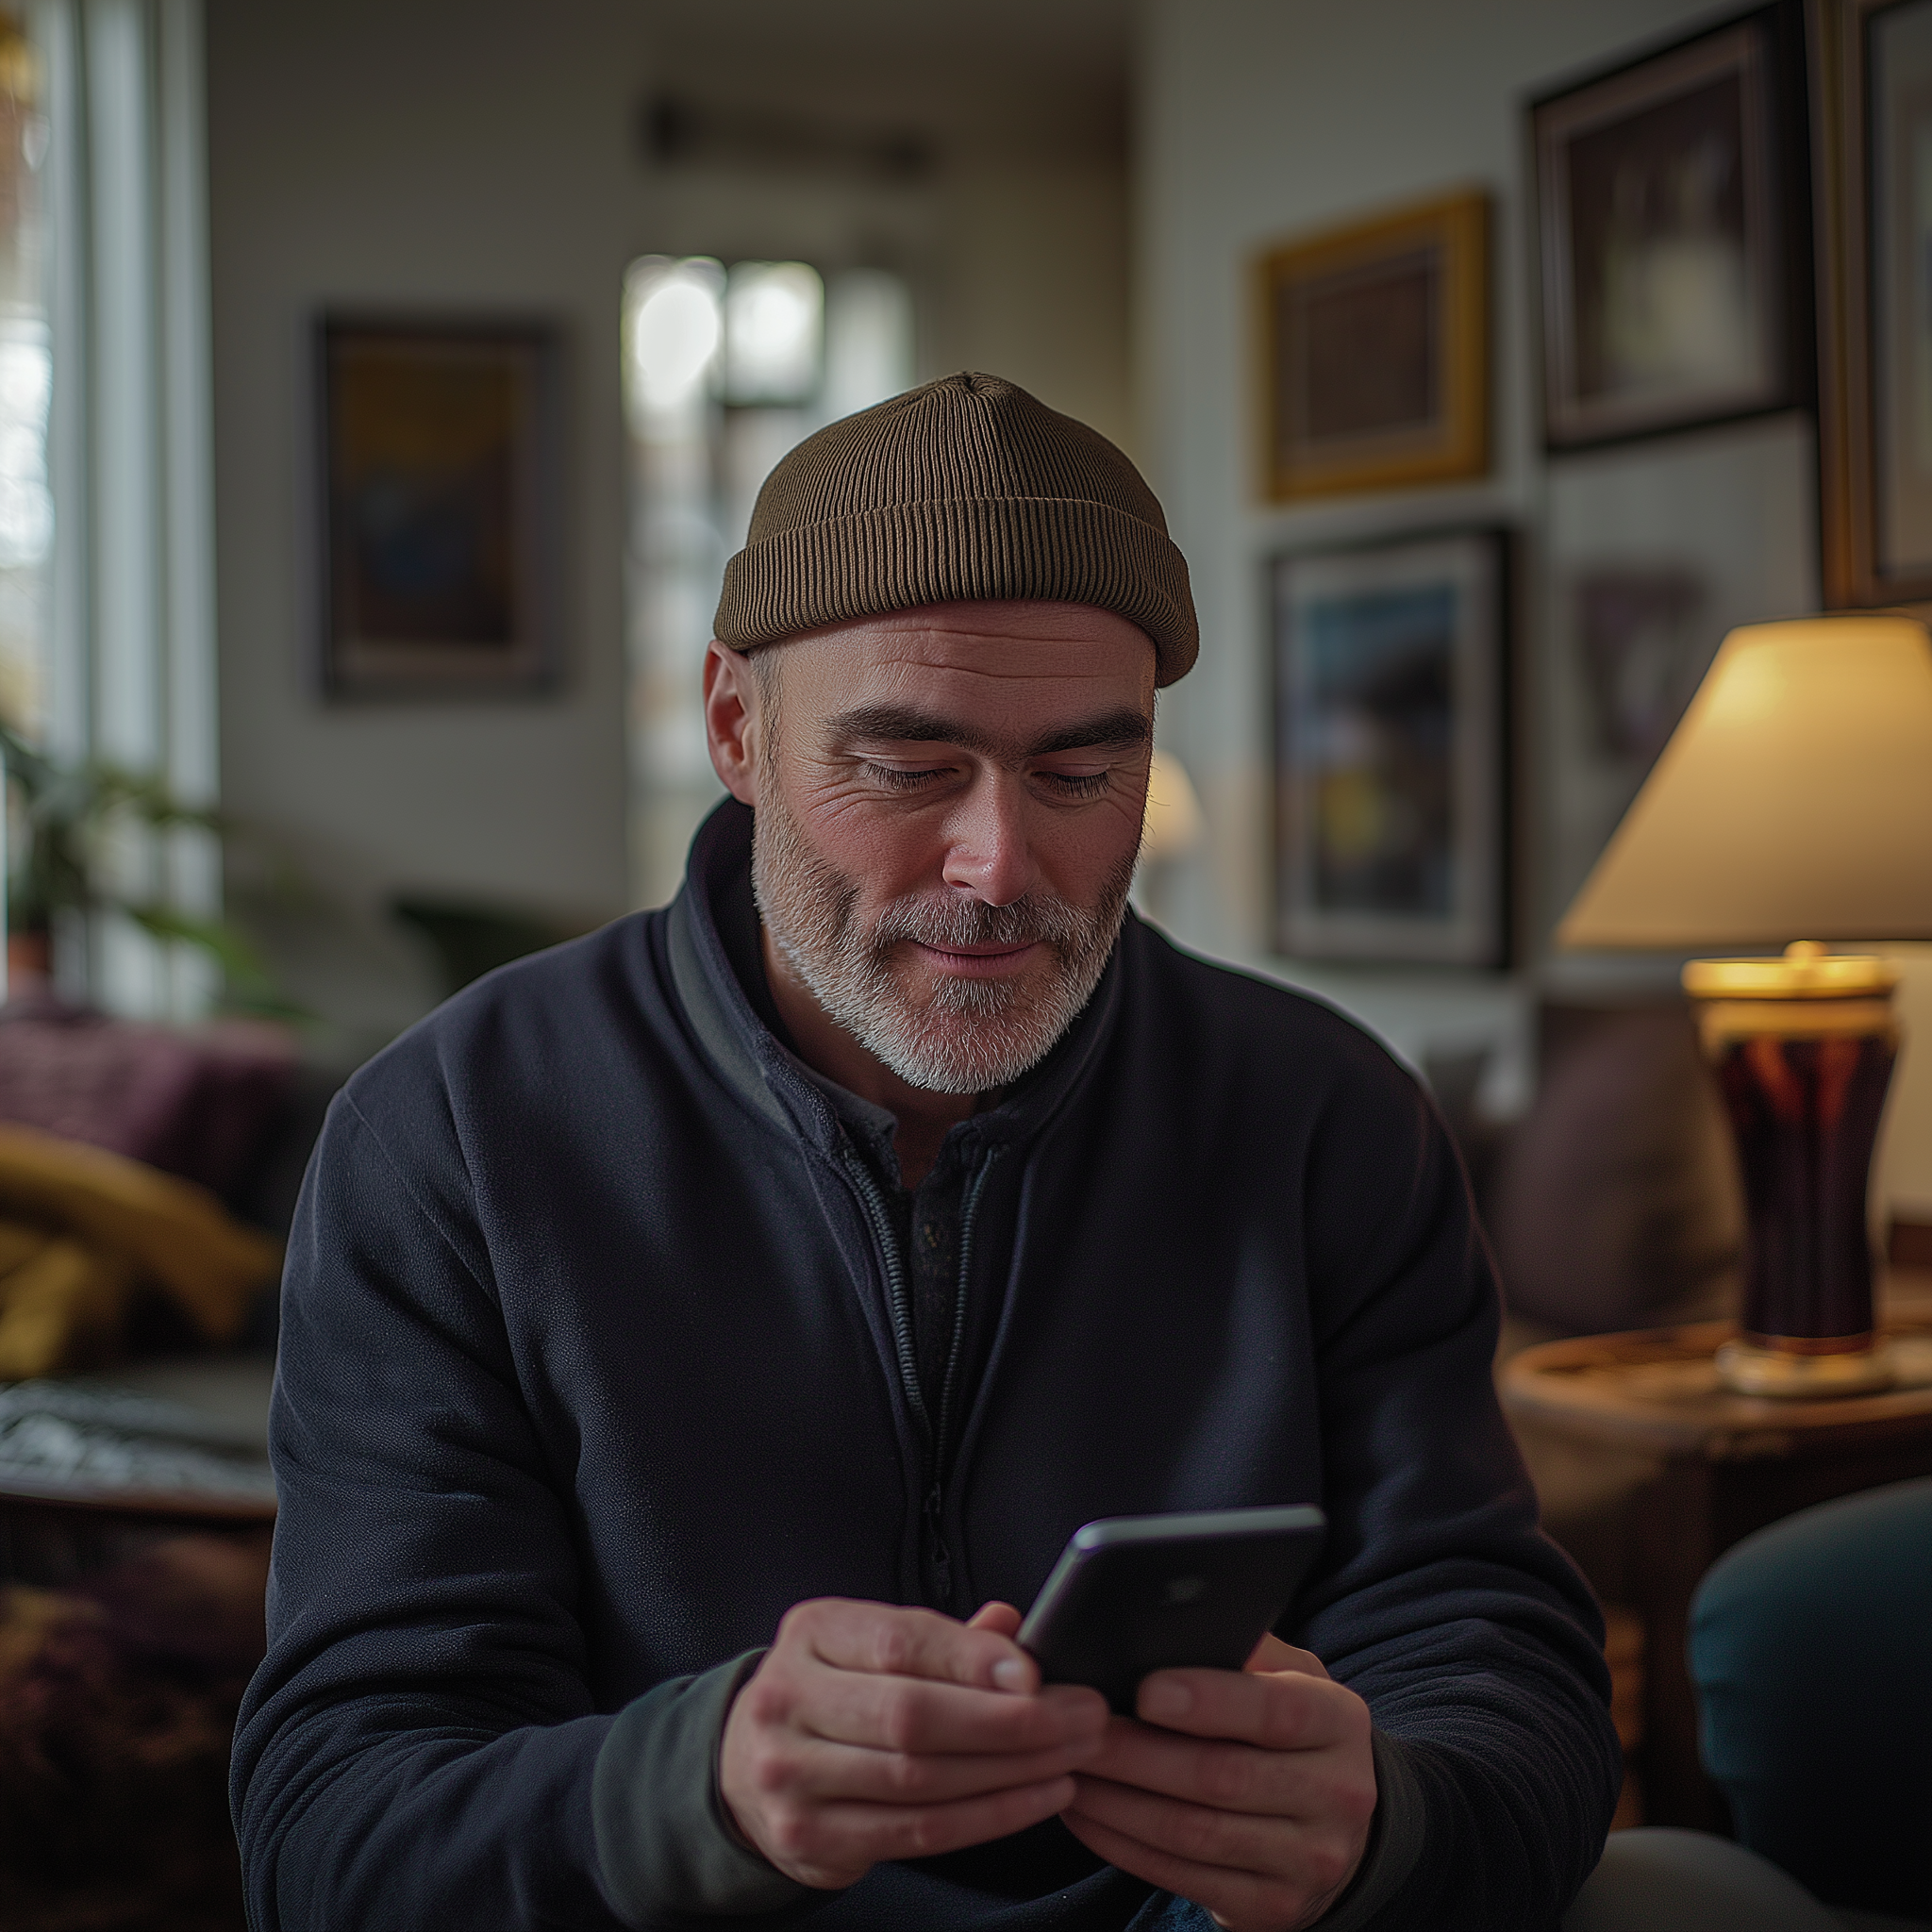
[0,10,49,738]
[622,257,914,906]
[3,0,218,1020]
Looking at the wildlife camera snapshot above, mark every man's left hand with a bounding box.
[1058,1631,1377,1932]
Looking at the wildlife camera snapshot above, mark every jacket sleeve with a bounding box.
[1291,1035,1622,1931]
[228,1085,801,1929]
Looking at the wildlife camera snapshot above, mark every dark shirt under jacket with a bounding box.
[231,799,1620,1932]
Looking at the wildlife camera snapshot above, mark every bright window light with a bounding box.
[627,258,724,416]
[724,261,822,405]
[0,323,51,569]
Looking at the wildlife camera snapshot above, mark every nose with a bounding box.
[941,771,1040,907]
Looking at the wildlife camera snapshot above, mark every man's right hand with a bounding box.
[719,1597,1108,1890]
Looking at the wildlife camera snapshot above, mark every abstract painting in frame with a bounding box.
[1273,530,1509,968]
[1256,191,1489,502]
[1813,0,1932,608]
[318,316,563,698]
[1532,3,1810,451]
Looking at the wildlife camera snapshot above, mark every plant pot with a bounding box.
[7,927,51,990]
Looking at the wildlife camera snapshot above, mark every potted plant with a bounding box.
[0,719,287,1012]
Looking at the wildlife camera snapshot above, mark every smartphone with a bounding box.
[1016,1504,1326,1715]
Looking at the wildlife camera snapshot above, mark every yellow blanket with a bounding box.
[0,1124,281,1379]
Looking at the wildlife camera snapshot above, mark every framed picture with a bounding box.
[1255,191,1489,502]
[1813,0,1932,608]
[1531,4,1810,451]
[1574,567,1711,763]
[1272,529,1509,968]
[317,316,563,697]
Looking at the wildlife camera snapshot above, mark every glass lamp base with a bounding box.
[1688,947,1903,1398]
[1715,1337,1897,1398]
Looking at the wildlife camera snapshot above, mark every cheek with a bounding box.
[793,785,945,900]
[1033,797,1146,902]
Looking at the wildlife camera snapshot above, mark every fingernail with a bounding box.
[991,1656,1028,1692]
[1140,1677,1191,1723]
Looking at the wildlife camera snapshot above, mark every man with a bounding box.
[233,374,1621,1930]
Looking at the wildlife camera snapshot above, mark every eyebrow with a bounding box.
[823,702,1153,760]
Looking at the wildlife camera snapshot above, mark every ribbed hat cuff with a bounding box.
[714,495,1198,687]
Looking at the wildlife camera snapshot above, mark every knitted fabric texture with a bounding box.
[712,371,1198,685]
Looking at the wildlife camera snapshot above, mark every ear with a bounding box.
[704,641,762,807]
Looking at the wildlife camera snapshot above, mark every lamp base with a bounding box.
[1687,946,1902,1393]
[1715,1337,1897,1398]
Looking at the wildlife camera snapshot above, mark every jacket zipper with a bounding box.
[922,1147,1001,1609]
[839,1141,1001,1610]
[933,1149,1001,1480]
[839,1147,929,1439]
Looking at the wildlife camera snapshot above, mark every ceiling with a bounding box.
[646,0,1134,91]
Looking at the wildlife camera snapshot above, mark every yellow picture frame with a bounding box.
[1256,191,1490,504]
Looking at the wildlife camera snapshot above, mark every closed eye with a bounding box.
[863,761,949,791]
[1040,771,1113,799]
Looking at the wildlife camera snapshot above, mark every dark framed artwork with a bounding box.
[1255,191,1490,502]
[1272,529,1509,968]
[1813,0,1932,608]
[317,316,563,697]
[1531,4,1811,451]
[1547,561,1719,927]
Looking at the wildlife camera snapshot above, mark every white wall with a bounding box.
[1134,0,1816,1097]
[207,0,646,1054]
[208,0,1131,1057]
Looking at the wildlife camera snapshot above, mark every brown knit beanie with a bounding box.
[713,372,1198,685]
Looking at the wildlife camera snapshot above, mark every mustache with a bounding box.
[868,892,1088,953]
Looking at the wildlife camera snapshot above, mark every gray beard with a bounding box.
[750,790,1134,1095]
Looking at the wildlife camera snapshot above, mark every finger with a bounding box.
[1245,1632,1329,1679]
[798,1774,1079,1874]
[788,1598,1036,1693]
[800,1664,1108,1757]
[968,1600,1024,1643]
[1065,1771,1303,1874]
[757,1729,1106,1807]
[1058,1809,1321,1932]
[1137,1665,1362,1750]
[1076,1721,1342,1818]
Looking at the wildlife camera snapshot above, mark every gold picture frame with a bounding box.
[1256,191,1490,503]
[1812,0,1932,610]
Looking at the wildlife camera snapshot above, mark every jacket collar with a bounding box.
[667,799,1122,1170]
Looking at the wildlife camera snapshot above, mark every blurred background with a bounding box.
[0,0,1917,1242]
[2,6,1932,1918]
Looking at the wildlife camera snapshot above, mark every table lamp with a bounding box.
[1557,616,1932,1396]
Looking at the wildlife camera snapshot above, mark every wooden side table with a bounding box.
[1499,1282,1932,1830]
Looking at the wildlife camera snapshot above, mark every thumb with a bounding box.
[968,1599,1024,1639]
[1247,1631,1331,1679]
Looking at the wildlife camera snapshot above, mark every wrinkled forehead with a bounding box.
[750,599,1159,717]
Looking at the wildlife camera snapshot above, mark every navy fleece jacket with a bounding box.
[232,799,1619,1930]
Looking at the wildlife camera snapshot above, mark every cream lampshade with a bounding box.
[1557,616,1932,1395]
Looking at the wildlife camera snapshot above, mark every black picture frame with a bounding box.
[316,314,564,699]
[1271,528,1511,970]
[1530,3,1812,452]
